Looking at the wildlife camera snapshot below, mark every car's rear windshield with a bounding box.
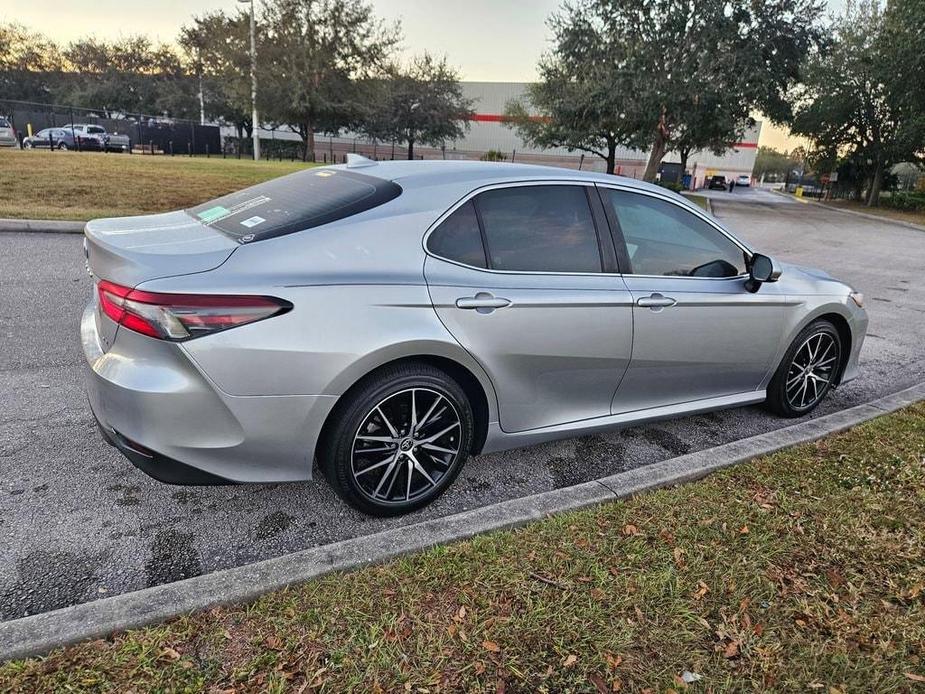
[0,118,10,127]
[187,167,402,243]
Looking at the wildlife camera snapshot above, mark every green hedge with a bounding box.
[882,191,925,211]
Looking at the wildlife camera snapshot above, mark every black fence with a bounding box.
[0,99,221,155]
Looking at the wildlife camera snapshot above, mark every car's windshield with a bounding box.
[187,167,402,243]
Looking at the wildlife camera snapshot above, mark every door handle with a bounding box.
[636,293,677,309]
[456,292,512,312]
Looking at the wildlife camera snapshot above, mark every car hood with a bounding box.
[777,261,851,293]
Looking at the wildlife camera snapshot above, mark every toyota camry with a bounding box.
[82,158,867,515]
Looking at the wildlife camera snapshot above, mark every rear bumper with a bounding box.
[81,303,337,484]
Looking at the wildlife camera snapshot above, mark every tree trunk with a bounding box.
[606,142,616,175]
[866,160,884,207]
[642,107,670,182]
[302,122,315,163]
[643,131,668,182]
[407,138,415,160]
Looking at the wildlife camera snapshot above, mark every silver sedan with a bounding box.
[82,158,867,515]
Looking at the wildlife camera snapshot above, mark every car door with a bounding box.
[598,186,787,414]
[424,182,634,433]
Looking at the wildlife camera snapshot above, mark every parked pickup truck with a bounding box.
[62,123,131,152]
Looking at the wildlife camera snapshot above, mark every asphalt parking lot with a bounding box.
[1,193,924,621]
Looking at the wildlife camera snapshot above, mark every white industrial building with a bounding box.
[248,81,761,189]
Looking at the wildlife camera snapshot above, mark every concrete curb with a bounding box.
[2,381,923,662]
[0,218,84,234]
[769,192,925,232]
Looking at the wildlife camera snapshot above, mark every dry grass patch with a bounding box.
[1,404,923,692]
[0,149,315,221]
[823,199,925,228]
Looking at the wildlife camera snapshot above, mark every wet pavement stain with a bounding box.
[255,511,294,541]
[548,435,626,489]
[145,529,202,587]
[638,428,692,456]
[0,550,101,619]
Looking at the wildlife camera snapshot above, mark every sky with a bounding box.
[3,0,844,151]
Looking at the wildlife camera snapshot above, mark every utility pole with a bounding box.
[240,0,260,160]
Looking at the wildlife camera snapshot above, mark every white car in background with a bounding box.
[736,175,751,187]
[0,117,19,148]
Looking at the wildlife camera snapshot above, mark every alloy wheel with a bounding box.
[785,331,840,411]
[351,387,462,506]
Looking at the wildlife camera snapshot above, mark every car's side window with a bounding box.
[604,189,747,278]
[427,201,487,268]
[475,185,602,273]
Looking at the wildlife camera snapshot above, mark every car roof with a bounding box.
[329,159,674,196]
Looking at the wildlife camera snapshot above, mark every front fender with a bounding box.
[759,295,867,389]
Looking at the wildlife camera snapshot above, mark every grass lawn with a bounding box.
[684,194,709,211]
[2,405,924,692]
[0,149,316,221]
[823,199,925,229]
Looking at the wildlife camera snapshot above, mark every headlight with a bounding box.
[849,291,864,308]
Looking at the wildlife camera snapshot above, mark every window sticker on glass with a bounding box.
[240,216,266,228]
[196,206,230,223]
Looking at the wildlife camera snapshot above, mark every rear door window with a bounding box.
[188,168,402,243]
[475,185,602,273]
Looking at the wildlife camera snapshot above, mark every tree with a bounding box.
[360,54,473,160]
[508,0,823,180]
[0,23,64,105]
[259,0,400,161]
[180,12,258,139]
[790,0,925,206]
[754,146,800,181]
[62,36,187,117]
[503,10,646,174]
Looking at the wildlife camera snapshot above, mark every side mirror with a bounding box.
[745,253,781,293]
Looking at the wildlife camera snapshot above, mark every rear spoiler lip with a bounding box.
[83,210,239,289]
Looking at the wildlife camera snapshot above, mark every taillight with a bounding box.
[96,280,291,341]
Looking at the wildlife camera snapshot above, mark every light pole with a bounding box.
[239,0,260,161]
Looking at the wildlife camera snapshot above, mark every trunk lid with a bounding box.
[85,210,239,353]
[85,210,238,288]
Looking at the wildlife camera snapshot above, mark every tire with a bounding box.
[765,319,842,418]
[23,141,32,149]
[57,142,69,151]
[319,363,474,516]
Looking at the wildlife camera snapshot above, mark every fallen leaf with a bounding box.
[496,679,507,694]
[905,673,925,683]
[623,524,640,536]
[724,641,740,658]
[563,654,578,667]
[605,653,623,669]
[474,661,486,675]
[739,525,749,535]
[159,646,181,661]
[681,671,703,683]
[456,605,467,621]
[588,673,610,693]
[693,581,710,600]
[482,640,501,653]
